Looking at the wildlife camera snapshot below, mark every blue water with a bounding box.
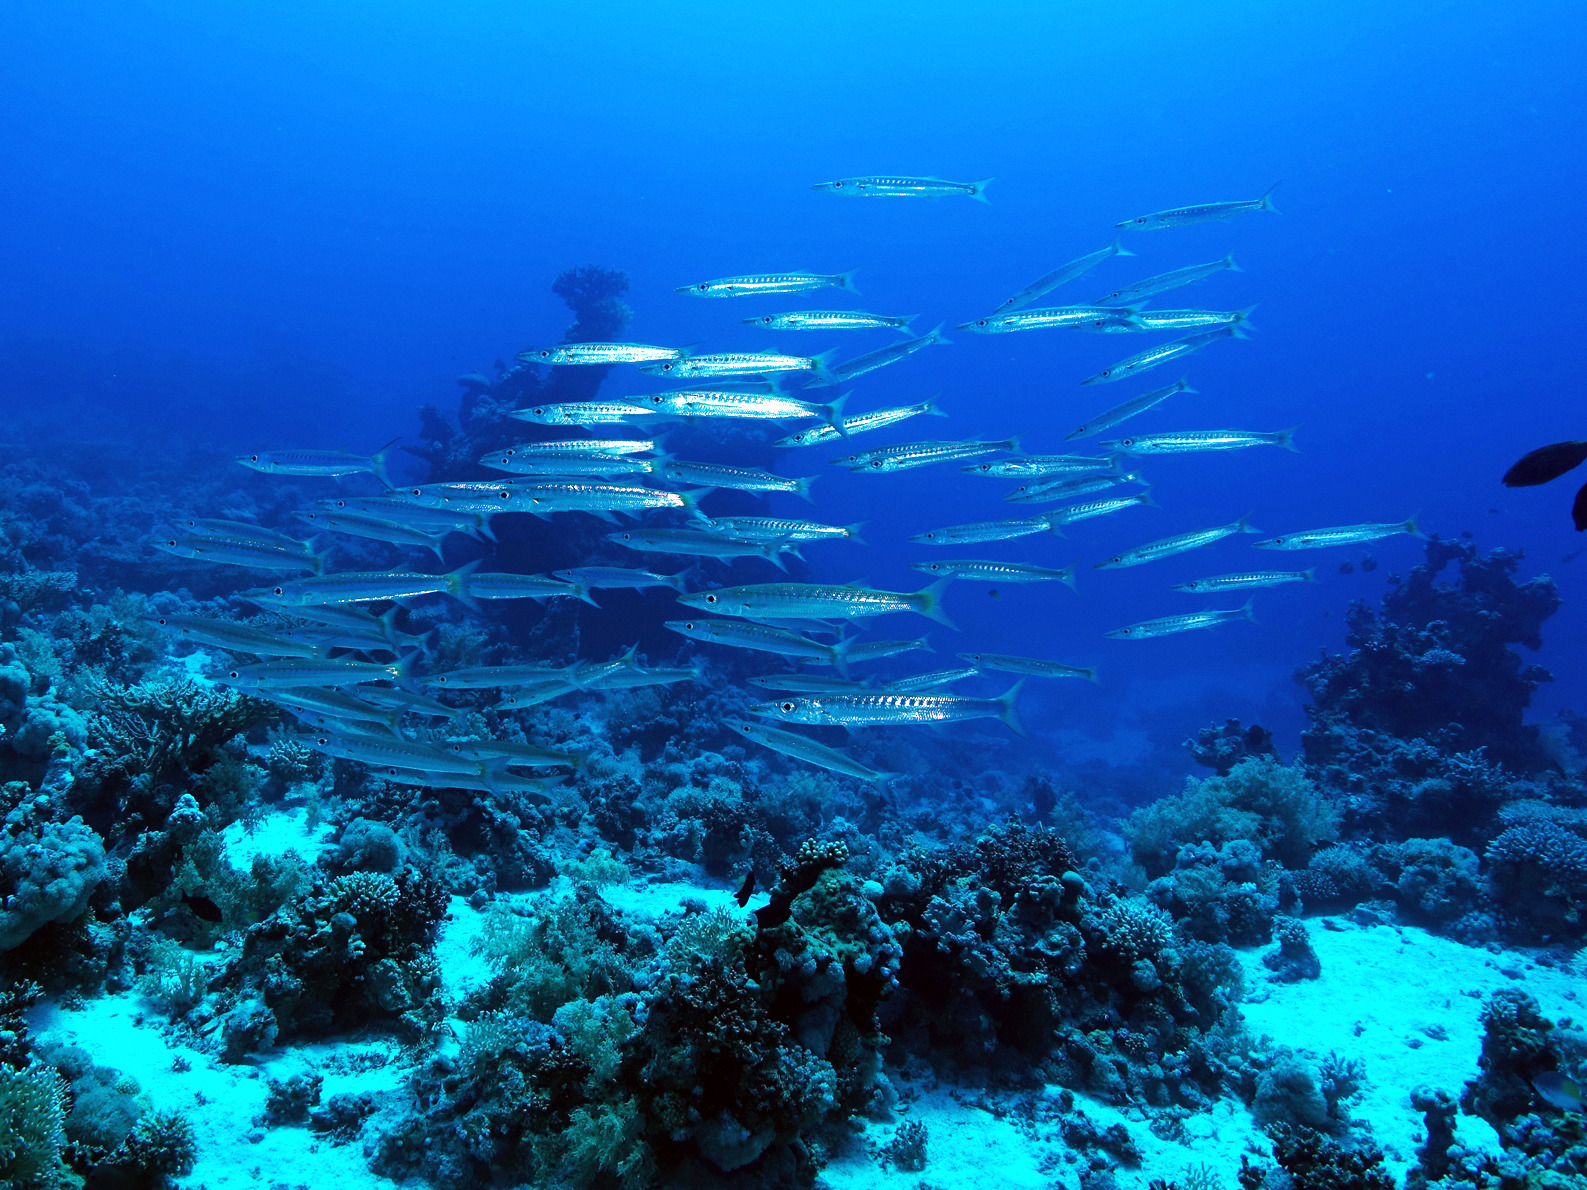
[4,0,1585,795]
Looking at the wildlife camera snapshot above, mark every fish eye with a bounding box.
[762,316,773,324]
[781,702,794,712]
[977,319,988,327]
[1121,438,1134,446]
[1135,217,1147,224]
[833,181,844,188]
[705,594,717,604]
[228,670,240,679]
[532,407,545,415]
[272,586,284,595]
[166,538,177,546]
[869,460,883,469]
[249,454,259,462]
[697,283,709,291]
[650,395,663,404]
[1275,537,1287,544]
[1111,555,1122,563]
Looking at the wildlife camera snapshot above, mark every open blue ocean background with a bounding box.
[4,0,1584,798]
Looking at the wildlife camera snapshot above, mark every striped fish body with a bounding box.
[632,388,830,421]
[1093,518,1257,570]
[503,437,655,456]
[1004,473,1135,504]
[1066,378,1196,440]
[774,396,943,447]
[1102,428,1294,455]
[1082,326,1241,386]
[481,452,653,478]
[667,619,843,667]
[909,516,1054,545]
[962,454,1115,479]
[1117,188,1278,231]
[223,657,405,689]
[180,519,314,553]
[820,326,949,385]
[727,719,894,785]
[1171,570,1315,593]
[305,730,485,776]
[463,572,593,604]
[1254,519,1424,550]
[512,481,691,516]
[677,580,951,625]
[750,684,1023,734]
[551,566,683,591]
[959,306,1140,334]
[1093,254,1241,306]
[642,352,827,380]
[153,614,324,658]
[518,342,683,366]
[958,651,1098,681]
[675,271,856,298]
[509,401,652,426]
[259,567,469,606]
[153,534,324,573]
[1133,308,1253,333]
[910,559,1077,587]
[883,666,981,693]
[1043,493,1154,527]
[999,237,1132,311]
[698,516,857,542]
[812,176,990,201]
[745,310,914,333]
[839,438,1015,473]
[660,459,812,497]
[1107,603,1256,639]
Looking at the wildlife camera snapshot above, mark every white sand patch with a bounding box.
[597,878,754,919]
[1238,918,1582,1178]
[434,894,493,1002]
[221,807,334,869]
[822,1088,1048,1190]
[30,992,403,1190]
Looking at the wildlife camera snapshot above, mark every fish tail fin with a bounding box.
[794,474,818,503]
[1177,375,1198,394]
[1241,598,1259,624]
[1003,434,1022,453]
[838,268,861,294]
[822,391,851,437]
[1112,233,1135,258]
[763,540,790,572]
[830,636,854,680]
[1237,514,1261,534]
[928,321,952,345]
[473,513,498,542]
[811,347,843,385]
[997,679,1028,738]
[1139,485,1161,508]
[678,487,715,515]
[925,393,948,417]
[1259,182,1281,213]
[869,769,899,789]
[1224,253,1242,273]
[393,649,422,689]
[427,535,449,564]
[1276,425,1300,453]
[1301,568,1317,583]
[1406,513,1428,539]
[1235,304,1259,331]
[570,581,600,609]
[371,437,402,489]
[845,522,866,545]
[1081,666,1101,684]
[1044,516,1068,538]
[971,178,995,204]
[914,576,957,629]
[448,559,483,611]
[309,548,332,576]
[895,315,919,336]
[1059,565,1079,592]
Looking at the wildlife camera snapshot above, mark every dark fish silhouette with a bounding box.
[1359,555,1378,572]
[1502,440,1587,487]
[1337,561,1355,575]
[734,869,756,907]
[180,891,222,923]
[1533,1070,1582,1111]
[1575,484,1587,531]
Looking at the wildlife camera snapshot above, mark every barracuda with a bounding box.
[1102,427,1297,456]
[744,310,916,334]
[627,387,848,429]
[666,618,853,675]
[1065,378,1196,441]
[1254,518,1426,550]
[236,440,399,485]
[509,481,704,519]
[425,663,578,689]
[774,395,946,447]
[676,579,954,627]
[303,730,493,777]
[219,655,413,689]
[812,175,992,202]
[726,719,896,786]
[909,559,1077,588]
[1093,254,1242,306]
[958,306,1142,334]
[843,636,932,663]
[1106,601,1258,640]
[641,350,838,381]
[1082,326,1245,386]
[1117,186,1280,231]
[1004,472,1141,504]
[814,325,950,386]
[293,510,450,560]
[675,270,858,298]
[606,527,795,569]
[882,666,981,693]
[750,682,1025,736]
[695,516,861,543]
[996,237,1133,311]
[499,438,656,456]
[957,652,1099,682]
[151,614,326,658]
[479,452,655,478]
[838,437,1018,474]
[1170,570,1316,593]
[908,515,1056,546]
[1133,306,1257,333]
[153,534,327,574]
[1094,517,1260,569]
[659,459,816,501]
[248,563,478,607]
[961,454,1116,479]
[320,496,495,539]
[516,342,684,365]
[462,572,596,606]
[745,674,873,693]
[179,519,318,553]
[549,565,686,591]
[508,401,653,426]
[1043,491,1156,529]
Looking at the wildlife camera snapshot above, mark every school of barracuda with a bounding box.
[150,176,1427,789]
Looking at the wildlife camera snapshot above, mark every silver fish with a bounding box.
[660,459,816,501]
[423,663,572,689]
[844,637,933,664]
[304,729,491,778]
[1106,601,1257,640]
[666,619,853,675]
[153,534,327,574]
[1171,570,1316,593]
[961,454,1116,479]
[641,349,837,381]
[152,614,325,658]
[744,310,916,334]
[751,682,1025,735]
[1094,255,1241,307]
[509,401,653,426]
[745,674,873,693]
[606,528,793,568]
[293,510,450,560]
[220,655,412,690]
[697,516,862,543]
[1004,472,1142,504]
[676,579,954,627]
[628,387,848,428]
[839,437,1018,474]
[179,519,316,553]
[958,306,1142,334]
[236,439,399,485]
[957,652,1098,682]
[1254,518,1426,550]
[266,689,403,735]
[883,666,981,693]
[1043,491,1157,530]
[511,481,703,519]
[1134,306,1256,333]
[675,270,858,298]
[1117,186,1280,231]
[815,325,950,386]
[1066,378,1196,441]
[462,572,597,606]
[812,175,993,202]
[727,719,895,786]
[589,664,701,692]
[908,515,1057,546]
[774,396,946,447]
[320,496,495,540]
[910,559,1077,588]
[249,564,477,607]
[357,686,460,720]
[1082,326,1245,386]
[447,738,587,768]
[1102,427,1296,456]
[500,438,655,456]
[480,452,655,478]
[550,566,685,591]
[997,237,1134,311]
[516,342,684,366]
[1094,517,1260,570]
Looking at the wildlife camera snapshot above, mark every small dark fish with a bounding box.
[1337,561,1355,575]
[1359,555,1378,572]
[1533,1071,1583,1111]
[181,891,223,923]
[1575,481,1587,531]
[988,587,1002,600]
[753,901,793,928]
[1502,440,1587,487]
[734,869,756,907]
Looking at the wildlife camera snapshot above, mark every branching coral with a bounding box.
[82,677,276,786]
